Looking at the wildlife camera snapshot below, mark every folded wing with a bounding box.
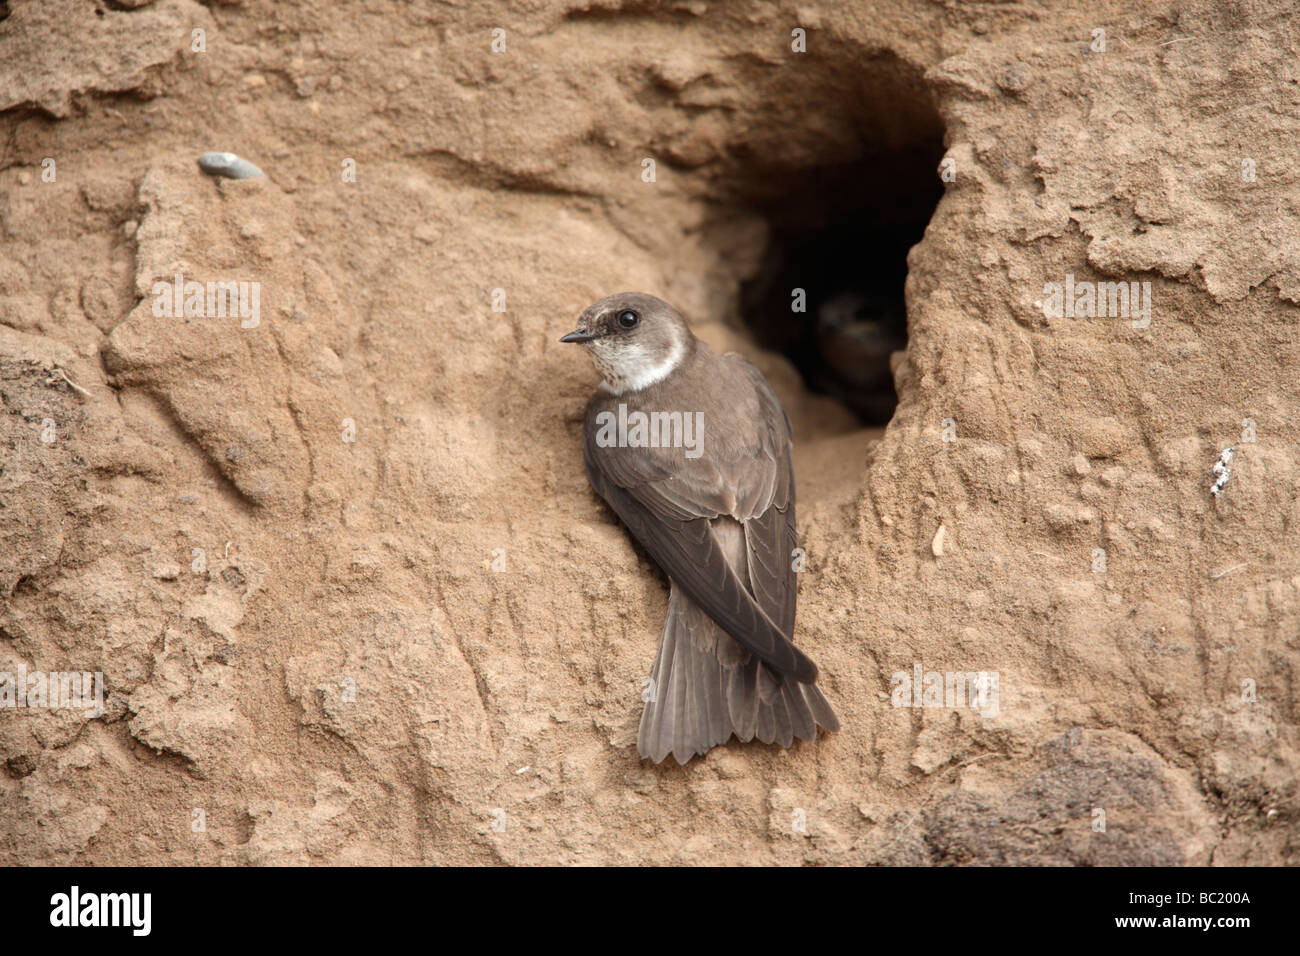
[583,355,816,683]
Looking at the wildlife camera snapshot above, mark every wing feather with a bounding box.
[582,351,817,684]
[584,453,818,683]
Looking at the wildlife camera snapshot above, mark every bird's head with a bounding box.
[561,292,693,394]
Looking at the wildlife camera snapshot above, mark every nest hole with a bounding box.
[732,83,945,425]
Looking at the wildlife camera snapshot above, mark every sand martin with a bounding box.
[815,290,905,424]
[562,292,840,764]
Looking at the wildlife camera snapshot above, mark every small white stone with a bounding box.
[197,151,265,179]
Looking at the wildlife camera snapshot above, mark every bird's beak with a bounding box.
[560,329,597,343]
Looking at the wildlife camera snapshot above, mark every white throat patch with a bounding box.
[590,335,686,395]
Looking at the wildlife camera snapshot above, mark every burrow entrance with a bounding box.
[712,55,946,426]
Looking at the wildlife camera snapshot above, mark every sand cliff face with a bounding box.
[0,0,1296,864]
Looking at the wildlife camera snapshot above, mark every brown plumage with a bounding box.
[562,292,840,765]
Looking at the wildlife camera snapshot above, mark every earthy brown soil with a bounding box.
[0,0,1296,864]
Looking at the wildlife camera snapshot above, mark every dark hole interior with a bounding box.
[739,141,944,425]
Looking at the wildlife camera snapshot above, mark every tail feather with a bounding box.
[805,680,841,734]
[700,637,729,747]
[638,588,838,765]
[726,656,759,741]
[781,676,817,744]
[757,664,791,747]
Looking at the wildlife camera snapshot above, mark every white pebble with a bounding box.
[198,151,265,179]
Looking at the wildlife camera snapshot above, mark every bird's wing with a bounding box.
[736,360,798,641]
[583,356,815,683]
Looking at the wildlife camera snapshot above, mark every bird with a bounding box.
[814,290,906,424]
[561,292,840,765]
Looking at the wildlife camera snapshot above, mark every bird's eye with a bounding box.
[617,309,640,329]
